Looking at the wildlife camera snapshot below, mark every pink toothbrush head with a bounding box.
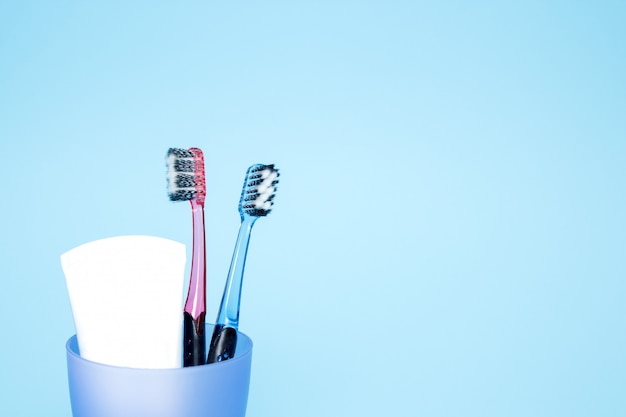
[166,147,206,206]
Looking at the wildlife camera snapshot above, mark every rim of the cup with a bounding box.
[66,329,253,372]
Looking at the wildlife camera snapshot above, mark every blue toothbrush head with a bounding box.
[238,164,279,219]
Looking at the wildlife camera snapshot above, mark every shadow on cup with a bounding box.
[66,325,253,417]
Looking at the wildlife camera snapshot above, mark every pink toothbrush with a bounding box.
[166,147,207,367]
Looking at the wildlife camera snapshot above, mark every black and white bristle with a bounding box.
[239,164,280,217]
[166,147,206,203]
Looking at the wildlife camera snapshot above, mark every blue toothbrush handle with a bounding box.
[207,325,238,363]
[206,221,250,364]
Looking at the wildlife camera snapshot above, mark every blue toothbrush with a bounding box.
[207,164,279,363]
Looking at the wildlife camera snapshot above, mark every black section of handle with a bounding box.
[183,311,206,367]
[206,325,238,364]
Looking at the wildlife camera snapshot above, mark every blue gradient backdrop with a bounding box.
[1,1,625,416]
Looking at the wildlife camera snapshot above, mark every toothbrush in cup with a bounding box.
[207,164,279,364]
[166,147,207,367]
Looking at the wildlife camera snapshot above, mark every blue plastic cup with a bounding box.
[65,326,253,417]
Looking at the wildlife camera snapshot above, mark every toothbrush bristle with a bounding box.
[166,147,206,204]
[239,164,279,217]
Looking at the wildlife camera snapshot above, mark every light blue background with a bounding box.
[1,1,625,416]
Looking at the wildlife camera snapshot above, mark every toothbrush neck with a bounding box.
[216,217,256,329]
[184,199,206,318]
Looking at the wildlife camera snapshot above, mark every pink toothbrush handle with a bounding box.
[183,199,206,366]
